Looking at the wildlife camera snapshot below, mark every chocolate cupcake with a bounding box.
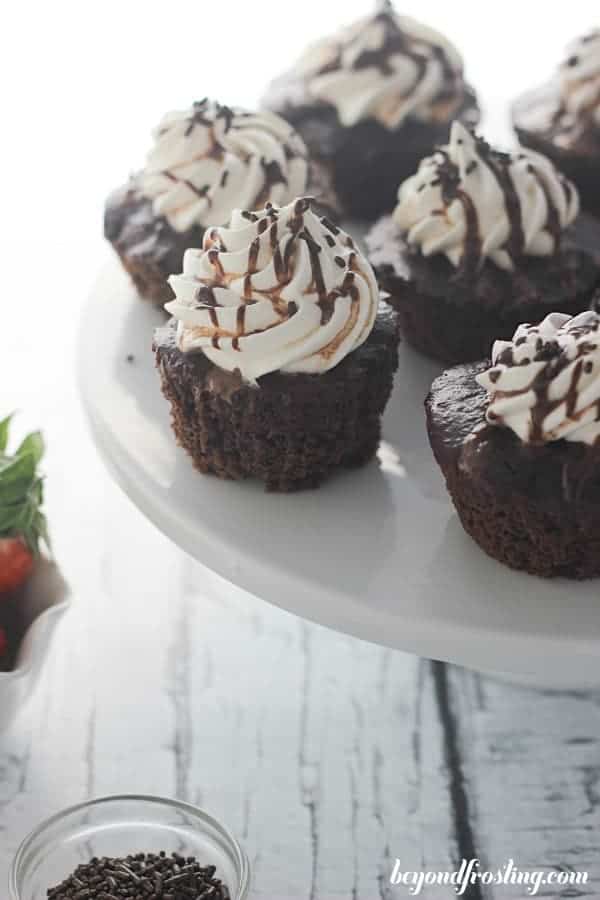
[367,122,600,365]
[426,311,600,578]
[104,99,315,305]
[513,30,600,217]
[153,197,399,491]
[262,0,479,222]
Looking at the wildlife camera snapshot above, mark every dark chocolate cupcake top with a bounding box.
[165,197,379,381]
[477,311,600,445]
[394,122,580,273]
[140,99,309,232]
[270,0,467,130]
[517,30,600,151]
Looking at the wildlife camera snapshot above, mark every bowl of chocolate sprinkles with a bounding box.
[9,795,250,900]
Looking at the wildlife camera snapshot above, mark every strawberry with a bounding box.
[0,414,49,597]
[0,537,34,594]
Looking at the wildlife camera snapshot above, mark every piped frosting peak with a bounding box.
[394,122,579,271]
[477,311,600,446]
[289,1,467,129]
[141,99,308,232]
[166,198,379,381]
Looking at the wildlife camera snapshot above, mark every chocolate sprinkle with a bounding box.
[46,852,231,900]
[491,315,600,444]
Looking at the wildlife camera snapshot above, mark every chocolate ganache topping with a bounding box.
[394,122,579,272]
[290,0,466,129]
[477,311,600,446]
[165,198,379,381]
[141,99,309,233]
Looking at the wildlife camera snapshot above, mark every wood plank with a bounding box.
[166,561,459,899]
[443,665,600,898]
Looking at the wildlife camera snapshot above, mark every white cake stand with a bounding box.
[79,258,600,688]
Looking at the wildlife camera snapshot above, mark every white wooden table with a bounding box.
[2,238,600,899]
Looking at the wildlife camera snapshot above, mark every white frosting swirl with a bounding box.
[140,100,308,233]
[165,198,378,381]
[292,1,465,129]
[394,122,579,271]
[477,312,600,446]
[560,30,600,128]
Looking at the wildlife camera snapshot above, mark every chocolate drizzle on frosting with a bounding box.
[182,98,234,140]
[433,149,481,272]
[165,197,378,381]
[341,2,423,80]
[484,152,525,263]
[292,0,467,129]
[477,312,600,446]
[394,122,579,273]
[140,99,309,233]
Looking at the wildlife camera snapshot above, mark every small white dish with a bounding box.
[79,258,600,688]
[0,558,70,732]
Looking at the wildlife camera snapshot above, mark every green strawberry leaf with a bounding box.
[16,431,44,466]
[0,415,13,453]
[0,452,36,488]
[0,483,31,510]
[32,510,51,553]
[0,469,44,506]
[0,504,23,533]
[31,477,44,505]
[0,418,49,553]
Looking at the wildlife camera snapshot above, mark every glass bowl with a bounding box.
[9,794,251,900]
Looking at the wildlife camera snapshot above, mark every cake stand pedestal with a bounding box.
[79,258,600,689]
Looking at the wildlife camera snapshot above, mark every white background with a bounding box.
[2,1,598,251]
